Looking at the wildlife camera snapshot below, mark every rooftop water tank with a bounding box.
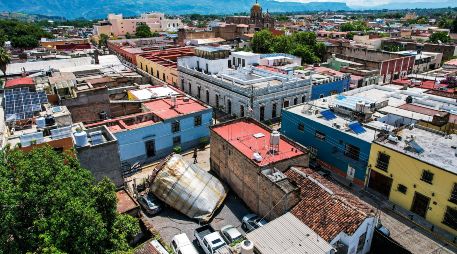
[270,131,280,146]
[241,240,254,254]
[36,117,46,129]
[74,131,89,147]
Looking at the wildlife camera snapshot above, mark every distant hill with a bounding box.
[352,0,457,10]
[0,0,350,19]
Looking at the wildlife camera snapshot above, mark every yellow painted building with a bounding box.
[136,47,194,86]
[367,127,457,236]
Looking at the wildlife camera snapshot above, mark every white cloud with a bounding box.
[274,0,449,7]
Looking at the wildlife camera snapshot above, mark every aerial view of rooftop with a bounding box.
[1,0,457,253]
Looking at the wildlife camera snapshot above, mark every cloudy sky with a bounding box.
[274,0,451,7]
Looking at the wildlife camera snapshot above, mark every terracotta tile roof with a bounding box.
[285,167,375,241]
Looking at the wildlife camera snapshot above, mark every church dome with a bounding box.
[251,2,262,13]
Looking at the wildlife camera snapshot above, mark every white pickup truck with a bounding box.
[194,225,231,254]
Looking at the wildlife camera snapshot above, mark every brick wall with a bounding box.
[210,130,307,220]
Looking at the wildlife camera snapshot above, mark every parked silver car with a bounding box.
[220,225,244,245]
[241,214,268,232]
[137,193,162,216]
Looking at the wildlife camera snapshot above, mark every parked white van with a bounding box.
[171,233,199,254]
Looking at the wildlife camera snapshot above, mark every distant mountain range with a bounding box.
[353,0,457,10]
[0,0,350,19]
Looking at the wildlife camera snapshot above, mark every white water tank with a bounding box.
[36,117,46,129]
[356,101,365,112]
[270,131,280,146]
[74,131,89,147]
[241,240,254,254]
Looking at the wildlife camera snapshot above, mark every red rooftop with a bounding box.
[4,77,35,89]
[211,118,306,166]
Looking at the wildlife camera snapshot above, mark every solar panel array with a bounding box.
[320,110,337,120]
[348,122,367,134]
[4,88,48,120]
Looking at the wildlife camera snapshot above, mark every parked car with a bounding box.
[220,225,244,245]
[241,213,268,232]
[194,225,231,254]
[171,233,199,254]
[137,193,162,216]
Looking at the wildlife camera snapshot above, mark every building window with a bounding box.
[315,130,326,141]
[302,96,306,103]
[357,232,367,253]
[272,103,277,118]
[376,152,390,171]
[171,121,180,133]
[421,170,434,184]
[206,90,209,103]
[283,100,290,108]
[197,86,201,99]
[397,184,407,194]
[194,115,202,126]
[260,105,265,121]
[145,140,155,157]
[173,136,181,146]
[449,183,457,204]
[309,146,318,157]
[242,59,245,67]
[240,105,245,117]
[298,123,304,132]
[227,99,232,115]
[188,83,192,95]
[294,97,298,105]
[344,144,360,161]
[443,206,457,230]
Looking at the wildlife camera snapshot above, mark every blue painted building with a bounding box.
[310,70,351,100]
[87,96,212,165]
[281,101,375,187]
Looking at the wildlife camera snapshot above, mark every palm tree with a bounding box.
[0,47,11,87]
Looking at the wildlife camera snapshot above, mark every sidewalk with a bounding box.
[329,174,456,254]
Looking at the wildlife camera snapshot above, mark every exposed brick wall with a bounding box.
[210,130,307,220]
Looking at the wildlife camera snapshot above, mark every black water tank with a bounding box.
[45,116,55,126]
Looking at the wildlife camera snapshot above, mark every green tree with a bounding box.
[292,31,317,46]
[11,35,39,49]
[252,29,274,53]
[0,47,11,82]
[313,42,327,62]
[452,17,457,33]
[99,33,109,48]
[0,146,140,254]
[135,23,153,38]
[340,22,355,32]
[125,32,132,39]
[271,35,295,53]
[429,31,451,43]
[292,45,320,64]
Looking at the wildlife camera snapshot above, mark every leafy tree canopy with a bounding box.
[0,19,52,49]
[135,23,153,38]
[340,21,369,32]
[0,146,140,254]
[429,31,451,43]
[252,30,325,64]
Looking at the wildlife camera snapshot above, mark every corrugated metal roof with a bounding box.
[246,212,334,254]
